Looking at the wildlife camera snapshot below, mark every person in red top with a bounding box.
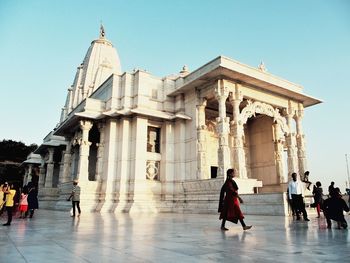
[218,169,252,231]
[19,189,28,219]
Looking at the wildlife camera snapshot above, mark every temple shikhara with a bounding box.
[24,26,321,215]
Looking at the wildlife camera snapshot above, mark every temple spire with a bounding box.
[100,23,105,39]
[258,61,267,72]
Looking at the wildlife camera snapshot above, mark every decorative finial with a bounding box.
[258,61,267,72]
[100,23,105,38]
[180,65,189,74]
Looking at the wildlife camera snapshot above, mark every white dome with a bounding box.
[80,37,122,93]
[69,26,121,110]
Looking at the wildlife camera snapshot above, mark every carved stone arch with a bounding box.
[240,100,289,134]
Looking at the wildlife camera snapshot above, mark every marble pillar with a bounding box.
[214,80,231,178]
[58,151,65,184]
[76,120,93,182]
[174,118,186,182]
[229,84,247,179]
[44,148,55,188]
[38,155,46,188]
[68,87,73,112]
[114,118,131,212]
[23,164,33,186]
[273,123,286,183]
[295,103,307,177]
[161,121,175,199]
[95,122,105,182]
[100,119,118,212]
[62,142,72,183]
[196,97,208,179]
[285,106,299,179]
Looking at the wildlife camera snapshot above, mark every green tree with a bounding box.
[0,140,38,185]
[0,140,37,162]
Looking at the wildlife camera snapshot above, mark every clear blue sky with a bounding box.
[1,0,349,190]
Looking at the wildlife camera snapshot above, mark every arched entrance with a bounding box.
[240,100,289,187]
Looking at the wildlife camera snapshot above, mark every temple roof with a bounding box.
[169,56,322,107]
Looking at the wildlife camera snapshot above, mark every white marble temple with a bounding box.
[25,26,322,215]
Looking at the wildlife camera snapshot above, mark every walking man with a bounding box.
[67,180,81,217]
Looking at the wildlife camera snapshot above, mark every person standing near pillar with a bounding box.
[218,169,252,231]
[26,182,39,218]
[67,180,81,217]
[288,173,310,221]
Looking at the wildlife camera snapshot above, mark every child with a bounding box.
[19,191,28,219]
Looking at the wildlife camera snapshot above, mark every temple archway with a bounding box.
[240,101,288,186]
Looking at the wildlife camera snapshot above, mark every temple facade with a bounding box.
[26,27,321,215]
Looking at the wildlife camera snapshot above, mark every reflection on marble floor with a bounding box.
[0,209,349,262]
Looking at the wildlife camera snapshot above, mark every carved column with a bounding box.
[78,85,83,105]
[60,107,66,123]
[95,122,105,182]
[23,164,33,186]
[44,148,55,188]
[215,80,231,178]
[273,123,286,183]
[61,141,72,183]
[196,97,208,179]
[229,84,247,179]
[57,149,65,185]
[38,155,46,188]
[285,104,298,179]
[77,120,93,182]
[295,103,307,176]
[23,167,29,186]
[68,87,73,112]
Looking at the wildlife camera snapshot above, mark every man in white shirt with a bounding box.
[288,173,310,221]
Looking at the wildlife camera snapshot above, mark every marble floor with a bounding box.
[0,209,349,262]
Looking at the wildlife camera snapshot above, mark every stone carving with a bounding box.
[240,100,289,134]
[146,160,160,181]
[205,119,217,135]
[72,130,82,146]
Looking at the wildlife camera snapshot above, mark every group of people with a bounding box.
[218,168,349,231]
[288,171,349,229]
[2,170,348,230]
[0,179,80,226]
[0,182,38,226]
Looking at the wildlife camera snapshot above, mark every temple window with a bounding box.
[147,126,160,153]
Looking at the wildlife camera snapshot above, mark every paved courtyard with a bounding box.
[0,209,349,262]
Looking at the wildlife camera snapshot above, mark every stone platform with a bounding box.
[0,209,349,262]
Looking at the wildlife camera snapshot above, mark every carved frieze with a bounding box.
[240,100,289,135]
